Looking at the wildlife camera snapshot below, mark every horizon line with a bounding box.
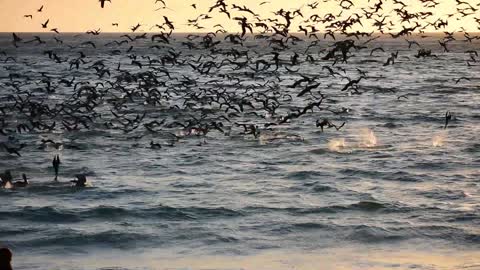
[1,31,478,35]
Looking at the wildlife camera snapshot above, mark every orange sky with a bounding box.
[0,0,478,33]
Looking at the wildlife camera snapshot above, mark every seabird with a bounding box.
[99,0,111,8]
[71,174,88,187]
[52,155,61,181]
[13,174,29,188]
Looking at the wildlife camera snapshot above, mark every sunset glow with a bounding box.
[1,0,479,33]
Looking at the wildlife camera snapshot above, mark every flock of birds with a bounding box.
[1,0,478,188]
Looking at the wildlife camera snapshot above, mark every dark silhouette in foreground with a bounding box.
[0,247,13,270]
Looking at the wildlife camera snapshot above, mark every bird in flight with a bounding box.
[24,15,33,19]
[99,0,111,8]
[163,16,174,30]
[37,5,44,12]
[131,23,141,32]
[41,19,49,28]
[12,33,22,43]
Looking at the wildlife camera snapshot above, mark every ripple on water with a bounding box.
[286,170,332,180]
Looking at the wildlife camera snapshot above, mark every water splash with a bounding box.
[3,182,12,189]
[328,138,346,152]
[359,128,377,147]
[432,132,447,147]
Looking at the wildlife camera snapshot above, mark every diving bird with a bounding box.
[12,33,22,43]
[52,155,61,181]
[444,111,452,129]
[99,0,111,8]
[41,19,49,28]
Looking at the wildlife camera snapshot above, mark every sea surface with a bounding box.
[0,33,479,270]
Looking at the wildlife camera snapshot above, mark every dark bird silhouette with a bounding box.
[71,174,88,187]
[12,33,22,43]
[370,47,385,56]
[341,77,365,92]
[131,23,141,32]
[99,0,111,8]
[405,39,420,48]
[150,141,162,149]
[316,119,346,132]
[52,155,61,181]
[13,174,29,188]
[41,19,49,28]
[444,111,452,129]
[163,16,174,30]
[297,83,320,97]
[439,40,450,52]
[454,76,470,84]
[1,143,23,157]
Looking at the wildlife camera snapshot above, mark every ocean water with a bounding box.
[0,33,479,270]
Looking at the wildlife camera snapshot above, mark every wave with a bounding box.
[0,205,244,223]
[244,201,412,215]
[170,181,214,188]
[0,227,40,237]
[269,223,480,245]
[1,201,410,227]
[418,189,468,200]
[286,170,332,180]
[0,206,83,223]
[9,223,480,251]
[17,230,153,249]
[345,225,406,243]
[338,168,424,182]
[9,228,247,250]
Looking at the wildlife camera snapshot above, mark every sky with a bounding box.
[0,0,479,33]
